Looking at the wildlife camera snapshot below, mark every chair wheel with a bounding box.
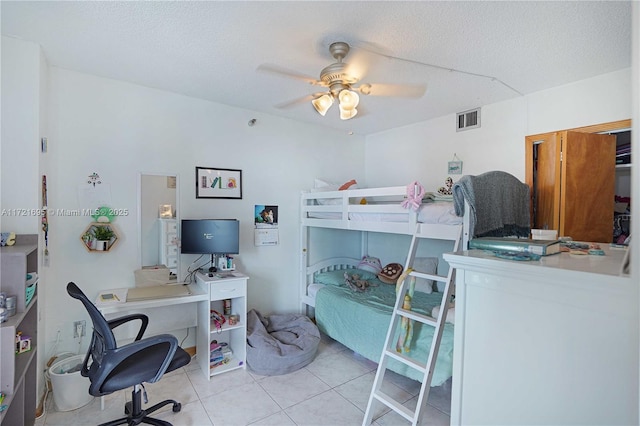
[172,403,181,413]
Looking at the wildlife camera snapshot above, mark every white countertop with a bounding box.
[444,245,629,281]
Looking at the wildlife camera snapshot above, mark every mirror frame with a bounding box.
[137,172,180,280]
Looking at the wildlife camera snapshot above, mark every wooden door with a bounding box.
[560,131,616,242]
[525,120,630,243]
[530,133,561,232]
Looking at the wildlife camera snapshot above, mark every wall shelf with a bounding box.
[80,223,121,252]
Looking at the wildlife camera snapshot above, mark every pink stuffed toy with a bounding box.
[401,181,425,211]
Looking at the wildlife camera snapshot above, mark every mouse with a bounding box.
[208,272,214,277]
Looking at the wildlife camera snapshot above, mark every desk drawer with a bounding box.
[210,280,245,300]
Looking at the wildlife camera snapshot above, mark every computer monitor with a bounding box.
[180,219,239,255]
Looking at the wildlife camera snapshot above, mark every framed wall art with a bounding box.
[447,153,463,175]
[196,167,242,199]
[447,161,463,175]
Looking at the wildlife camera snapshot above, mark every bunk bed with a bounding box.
[300,184,465,385]
[299,174,530,385]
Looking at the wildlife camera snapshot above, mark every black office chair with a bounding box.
[66,282,191,426]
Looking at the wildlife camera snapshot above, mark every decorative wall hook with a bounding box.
[88,172,102,187]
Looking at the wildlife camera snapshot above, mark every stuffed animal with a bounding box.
[0,232,16,247]
[357,255,382,274]
[378,263,404,284]
[437,177,454,196]
[344,272,375,292]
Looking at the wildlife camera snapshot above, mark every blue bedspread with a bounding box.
[315,281,454,386]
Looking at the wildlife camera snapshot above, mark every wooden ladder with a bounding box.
[363,223,462,425]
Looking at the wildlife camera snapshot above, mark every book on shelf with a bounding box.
[468,237,561,256]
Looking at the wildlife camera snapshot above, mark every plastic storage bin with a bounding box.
[49,354,93,411]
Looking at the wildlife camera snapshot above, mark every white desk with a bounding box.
[96,284,208,344]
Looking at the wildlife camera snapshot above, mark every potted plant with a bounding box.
[81,231,94,249]
[92,225,114,251]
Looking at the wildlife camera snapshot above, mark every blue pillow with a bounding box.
[314,268,377,286]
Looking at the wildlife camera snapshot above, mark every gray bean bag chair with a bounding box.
[246,309,320,376]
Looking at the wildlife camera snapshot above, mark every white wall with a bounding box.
[527,68,631,134]
[0,36,42,233]
[365,97,527,190]
[365,68,631,189]
[42,66,365,354]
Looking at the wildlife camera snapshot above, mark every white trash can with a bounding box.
[49,354,94,411]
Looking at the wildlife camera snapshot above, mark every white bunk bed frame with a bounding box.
[299,185,471,310]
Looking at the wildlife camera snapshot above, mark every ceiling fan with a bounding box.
[257,41,427,120]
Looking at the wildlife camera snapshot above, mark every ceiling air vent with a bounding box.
[456,108,481,131]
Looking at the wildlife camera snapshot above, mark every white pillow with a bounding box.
[413,257,438,294]
[310,179,358,205]
[312,178,339,191]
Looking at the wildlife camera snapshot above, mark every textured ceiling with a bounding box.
[1,1,632,135]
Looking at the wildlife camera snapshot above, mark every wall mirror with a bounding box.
[138,173,179,281]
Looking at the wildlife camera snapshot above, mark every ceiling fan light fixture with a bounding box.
[339,105,358,120]
[338,89,359,110]
[312,94,334,116]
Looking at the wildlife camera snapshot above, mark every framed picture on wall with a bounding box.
[447,161,463,175]
[196,167,242,199]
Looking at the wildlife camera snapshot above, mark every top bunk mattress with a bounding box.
[307,201,462,225]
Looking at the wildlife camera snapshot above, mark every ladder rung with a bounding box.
[396,307,437,326]
[373,390,414,422]
[409,270,447,283]
[383,349,427,374]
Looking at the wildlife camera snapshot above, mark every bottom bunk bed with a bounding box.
[306,257,454,386]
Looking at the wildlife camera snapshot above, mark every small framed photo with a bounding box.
[448,161,463,175]
[196,167,242,199]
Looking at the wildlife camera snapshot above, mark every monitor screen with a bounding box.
[180,219,239,255]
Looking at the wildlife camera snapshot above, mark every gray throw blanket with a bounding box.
[452,171,530,238]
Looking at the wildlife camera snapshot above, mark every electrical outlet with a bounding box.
[73,320,86,338]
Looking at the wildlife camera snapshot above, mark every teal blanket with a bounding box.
[315,281,454,386]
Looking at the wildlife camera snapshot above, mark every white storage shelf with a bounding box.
[195,272,248,378]
[0,234,39,426]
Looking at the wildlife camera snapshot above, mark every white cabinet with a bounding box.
[195,271,248,378]
[0,234,39,426]
[158,219,178,275]
[443,248,636,425]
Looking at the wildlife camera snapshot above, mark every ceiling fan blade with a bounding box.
[356,83,426,98]
[274,91,328,110]
[257,63,324,86]
[273,94,315,109]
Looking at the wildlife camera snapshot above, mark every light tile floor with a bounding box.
[36,333,451,426]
